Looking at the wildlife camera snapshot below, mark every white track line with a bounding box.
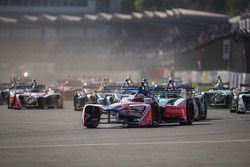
[0,143,119,149]
[132,139,250,145]
[0,139,250,149]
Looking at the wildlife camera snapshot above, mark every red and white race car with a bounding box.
[81,92,196,128]
[8,82,63,109]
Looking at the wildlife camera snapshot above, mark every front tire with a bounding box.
[84,106,101,128]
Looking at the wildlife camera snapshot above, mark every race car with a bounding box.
[56,79,82,100]
[154,83,200,121]
[74,85,122,111]
[81,86,196,128]
[0,83,10,105]
[202,82,232,108]
[74,89,96,111]
[8,82,63,109]
[230,83,250,113]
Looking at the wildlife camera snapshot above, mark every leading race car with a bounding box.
[230,83,250,113]
[154,82,202,121]
[8,81,63,109]
[155,81,206,121]
[81,84,196,128]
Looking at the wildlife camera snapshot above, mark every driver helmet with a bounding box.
[132,93,144,102]
[168,77,172,83]
[32,79,37,88]
[217,76,222,83]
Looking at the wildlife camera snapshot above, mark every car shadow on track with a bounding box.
[236,112,250,115]
[87,121,214,129]
[158,122,213,128]
[202,117,223,121]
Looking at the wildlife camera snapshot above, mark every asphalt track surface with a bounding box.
[0,101,250,167]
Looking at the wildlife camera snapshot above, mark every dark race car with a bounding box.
[8,82,63,109]
[74,89,97,111]
[56,79,82,100]
[74,85,122,111]
[201,82,232,108]
[230,83,250,113]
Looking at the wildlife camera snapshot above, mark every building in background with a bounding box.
[0,0,121,15]
[0,4,231,83]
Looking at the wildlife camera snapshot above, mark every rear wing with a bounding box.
[196,82,229,86]
[0,83,11,90]
[102,85,122,92]
[195,82,230,90]
[121,85,158,92]
[121,86,139,91]
[240,83,250,88]
[152,86,194,98]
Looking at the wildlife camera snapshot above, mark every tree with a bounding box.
[226,0,250,16]
[120,0,250,16]
[121,0,135,13]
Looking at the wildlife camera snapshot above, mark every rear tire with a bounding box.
[7,96,12,109]
[229,97,234,113]
[151,102,160,127]
[180,99,194,125]
[201,99,208,120]
[196,103,201,121]
[230,109,236,113]
[85,122,99,128]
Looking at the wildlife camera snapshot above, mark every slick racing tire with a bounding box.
[7,95,12,109]
[230,110,236,113]
[151,101,160,127]
[180,99,195,125]
[196,103,201,121]
[85,122,99,128]
[84,106,101,128]
[74,106,81,111]
[235,101,245,114]
[201,99,208,120]
[229,97,236,113]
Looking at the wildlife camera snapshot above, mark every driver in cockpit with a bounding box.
[166,77,175,90]
[32,79,37,89]
[215,76,224,89]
